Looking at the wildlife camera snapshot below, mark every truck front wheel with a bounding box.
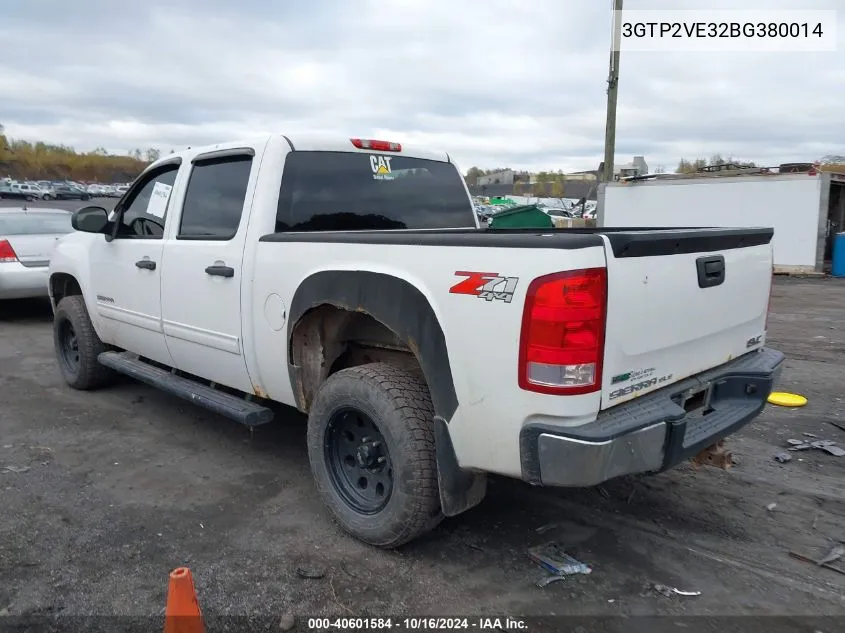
[307,362,443,548]
[53,295,115,390]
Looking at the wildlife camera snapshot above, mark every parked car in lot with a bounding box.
[37,183,57,199]
[86,183,117,197]
[543,207,574,219]
[52,185,91,201]
[0,185,29,201]
[16,183,54,200]
[0,208,74,300]
[48,134,783,548]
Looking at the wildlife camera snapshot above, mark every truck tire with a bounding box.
[307,362,443,548]
[53,295,115,390]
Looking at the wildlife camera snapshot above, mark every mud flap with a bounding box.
[434,416,487,516]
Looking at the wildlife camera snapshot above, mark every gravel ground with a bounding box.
[1,271,844,630]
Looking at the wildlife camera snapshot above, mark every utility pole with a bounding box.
[602,0,623,183]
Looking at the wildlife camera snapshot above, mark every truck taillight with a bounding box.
[351,138,402,152]
[0,239,18,263]
[518,267,607,395]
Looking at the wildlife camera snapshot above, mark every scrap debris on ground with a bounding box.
[789,546,845,577]
[528,542,591,587]
[651,584,702,598]
[784,438,845,456]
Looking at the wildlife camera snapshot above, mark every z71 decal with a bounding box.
[450,271,519,303]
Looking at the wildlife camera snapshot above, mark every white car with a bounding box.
[0,208,74,299]
[543,207,574,219]
[48,134,783,548]
[13,183,52,200]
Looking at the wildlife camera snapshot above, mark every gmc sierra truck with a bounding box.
[48,134,784,548]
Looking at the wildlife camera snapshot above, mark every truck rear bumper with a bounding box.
[519,347,785,487]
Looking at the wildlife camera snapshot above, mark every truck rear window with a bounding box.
[275,151,475,231]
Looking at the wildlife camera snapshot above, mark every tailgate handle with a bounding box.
[696,255,725,288]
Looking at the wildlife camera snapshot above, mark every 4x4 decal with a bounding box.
[450,271,519,303]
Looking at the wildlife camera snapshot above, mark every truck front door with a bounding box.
[88,162,180,366]
[159,146,261,394]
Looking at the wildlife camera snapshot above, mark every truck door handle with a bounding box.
[205,265,234,278]
[696,255,725,288]
[135,259,156,270]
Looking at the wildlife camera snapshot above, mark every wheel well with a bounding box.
[50,273,82,305]
[290,305,422,412]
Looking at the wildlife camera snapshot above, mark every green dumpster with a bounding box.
[488,204,553,229]
[489,196,516,206]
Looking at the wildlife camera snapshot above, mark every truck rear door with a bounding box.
[159,142,266,394]
[599,228,774,409]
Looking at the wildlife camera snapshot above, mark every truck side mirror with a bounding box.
[72,206,109,234]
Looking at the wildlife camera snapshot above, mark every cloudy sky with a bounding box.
[1,0,842,173]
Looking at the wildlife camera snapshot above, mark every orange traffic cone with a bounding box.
[164,567,205,633]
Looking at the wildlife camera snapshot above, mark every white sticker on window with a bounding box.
[370,155,394,180]
[145,182,173,219]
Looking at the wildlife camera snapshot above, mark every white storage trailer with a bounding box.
[597,171,845,274]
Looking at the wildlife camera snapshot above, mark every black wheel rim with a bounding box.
[324,407,393,514]
[58,319,80,373]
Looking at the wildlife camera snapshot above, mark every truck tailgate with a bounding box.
[599,228,774,410]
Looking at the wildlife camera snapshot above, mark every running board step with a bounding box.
[97,351,274,427]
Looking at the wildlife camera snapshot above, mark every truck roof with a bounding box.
[157,134,451,165]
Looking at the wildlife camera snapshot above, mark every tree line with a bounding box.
[463,166,573,196]
[0,124,161,183]
[675,154,756,173]
[465,154,762,184]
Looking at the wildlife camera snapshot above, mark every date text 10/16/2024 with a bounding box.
[307,617,529,631]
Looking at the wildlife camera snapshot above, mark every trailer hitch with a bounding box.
[690,439,734,470]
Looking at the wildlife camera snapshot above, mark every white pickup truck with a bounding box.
[48,135,784,547]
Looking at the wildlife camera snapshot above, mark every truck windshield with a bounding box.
[275,151,475,231]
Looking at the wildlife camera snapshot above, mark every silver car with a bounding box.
[15,183,52,200]
[0,208,74,300]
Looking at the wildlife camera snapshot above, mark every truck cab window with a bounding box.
[275,151,475,232]
[178,155,253,240]
[115,166,179,239]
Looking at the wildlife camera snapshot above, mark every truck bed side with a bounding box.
[250,230,608,478]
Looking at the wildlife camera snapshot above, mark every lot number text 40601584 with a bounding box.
[307,617,528,631]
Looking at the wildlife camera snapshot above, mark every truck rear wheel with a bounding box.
[53,295,115,390]
[307,362,443,548]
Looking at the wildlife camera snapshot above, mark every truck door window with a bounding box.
[177,155,253,240]
[275,151,475,231]
[114,165,179,239]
